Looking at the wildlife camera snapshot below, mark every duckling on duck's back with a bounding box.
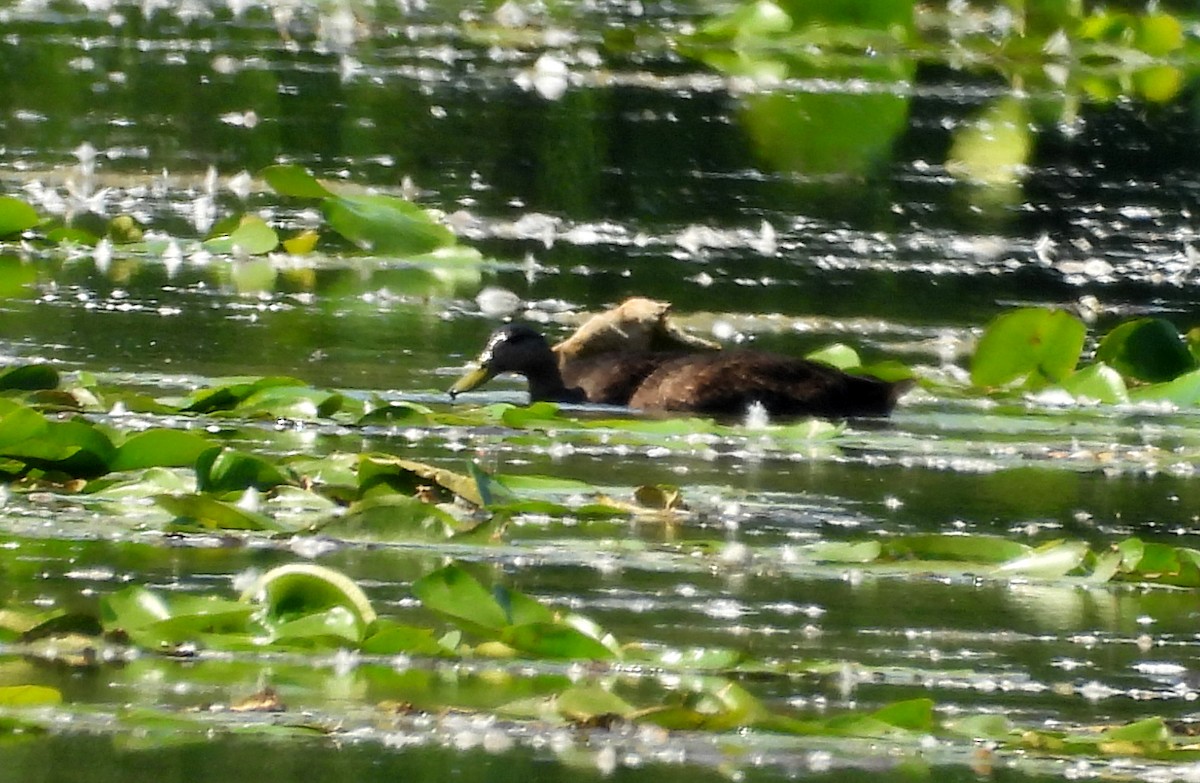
[449,323,908,418]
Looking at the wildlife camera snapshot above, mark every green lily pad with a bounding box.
[0,685,62,707]
[412,564,510,634]
[871,697,935,731]
[260,163,335,199]
[1130,368,1200,406]
[1096,317,1195,383]
[994,540,1088,578]
[808,540,882,563]
[555,685,634,722]
[101,586,255,646]
[971,308,1086,388]
[320,494,465,542]
[1059,362,1128,404]
[236,385,344,419]
[196,447,292,493]
[805,343,861,370]
[323,193,455,255]
[182,376,309,414]
[0,364,59,392]
[241,563,378,634]
[886,534,1031,563]
[154,492,285,531]
[503,622,619,660]
[19,418,117,477]
[361,620,455,656]
[112,429,214,472]
[265,606,364,646]
[204,215,279,255]
[0,196,39,237]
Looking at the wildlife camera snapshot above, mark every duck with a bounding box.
[449,321,910,419]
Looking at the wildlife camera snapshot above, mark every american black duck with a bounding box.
[449,322,909,418]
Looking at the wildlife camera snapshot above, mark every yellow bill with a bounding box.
[448,365,495,398]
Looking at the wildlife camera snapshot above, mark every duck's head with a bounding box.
[449,323,557,398]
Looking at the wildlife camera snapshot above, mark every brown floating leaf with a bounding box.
[230,687,286,713]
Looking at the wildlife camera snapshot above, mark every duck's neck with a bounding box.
[525,357,587,403]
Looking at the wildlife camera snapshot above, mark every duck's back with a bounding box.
[627,351,904,418]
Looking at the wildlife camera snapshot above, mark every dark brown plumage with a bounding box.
[450,323,909,418]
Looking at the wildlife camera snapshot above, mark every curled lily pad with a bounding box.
[241,563,378,636]
[994,540,1088,579]
[360,455,482,506]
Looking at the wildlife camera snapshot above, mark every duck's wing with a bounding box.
[561,353,676,406]
[628,352,905,418]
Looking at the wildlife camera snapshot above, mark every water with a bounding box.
[3,0,1200,780]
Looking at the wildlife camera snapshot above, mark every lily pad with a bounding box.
[111,429,214,472]
[323,193,455,255]
[195,447,292,494]
[0,364,59,392]
[260,163,335,199]
[971,308,1086,388]
[0,196,39,237]
[1096,317,1195,383]
[241,563,378,635]
[154,492,285,532]
[0,685,62,707]
[412,564,510,634]
[994,540,1088,579]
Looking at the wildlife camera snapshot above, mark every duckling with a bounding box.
[551,297,720,363]
[449,323,908,418]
